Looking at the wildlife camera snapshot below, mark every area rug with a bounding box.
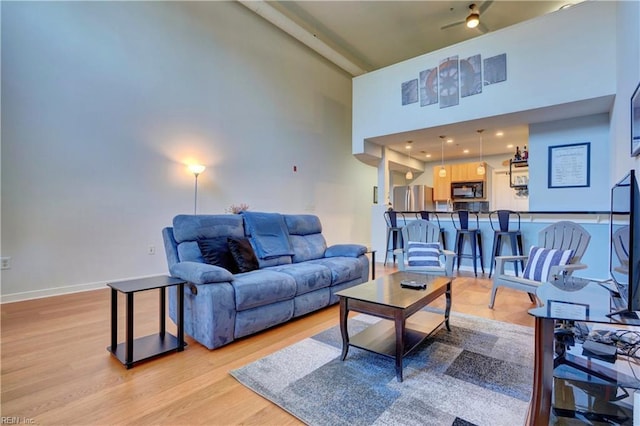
[230,311,534,426]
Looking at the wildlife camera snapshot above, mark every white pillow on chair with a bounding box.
[407,242,441,267]
[522,246,574,281]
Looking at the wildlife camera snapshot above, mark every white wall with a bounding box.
[611,0,640,178]
[0,2,376,301]
[352,1,617,158]
[528,114,611,211]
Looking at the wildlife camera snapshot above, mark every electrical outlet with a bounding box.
[147,246,156,255]
[1,257,11,270]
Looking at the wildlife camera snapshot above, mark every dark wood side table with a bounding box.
[365,249,376,280]
[107,276,186,369]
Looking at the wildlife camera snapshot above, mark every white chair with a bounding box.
[613,225,630,274]
[394,219,455,276]
[488,221,591,309]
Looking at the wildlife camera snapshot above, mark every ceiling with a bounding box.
[252,1,581,164]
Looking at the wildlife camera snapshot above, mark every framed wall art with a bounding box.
[631,81,640,157]
[548,142,591,188]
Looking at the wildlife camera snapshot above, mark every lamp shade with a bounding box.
[477,163,486,176]
[405,170,413,180]
[188,164,206,176]
[439,166,447,178]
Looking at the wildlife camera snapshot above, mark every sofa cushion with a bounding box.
[249,238,292,268]
[284,214,327,262]
[173,214,245,243]
[325,244,367,258]
[232,270,297,311]
[241,212,294,259]
[522,246,574,281]
[228,237,259,273]
[177,241,203,263]
[269,263,332,295]
[309,257,363,285]
[198,237,239,273]
[289,234,327,263]
[284,214,323,235]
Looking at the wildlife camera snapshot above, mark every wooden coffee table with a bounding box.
[336,271,452,382]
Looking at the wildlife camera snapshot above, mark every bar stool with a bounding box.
[451,210,484,277]
[384,210,403,265]
[418,211,447,250]
[488,210,524,278]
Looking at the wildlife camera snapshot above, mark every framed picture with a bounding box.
[547,300,589,321]
[548,142,590,188]
[632,81,640,157]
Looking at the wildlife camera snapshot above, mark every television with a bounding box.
[609,169,640,317]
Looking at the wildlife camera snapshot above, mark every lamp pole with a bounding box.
[193,173,200,215]
[188,164,206,215]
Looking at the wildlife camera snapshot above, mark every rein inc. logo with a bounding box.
[1,418,35,425]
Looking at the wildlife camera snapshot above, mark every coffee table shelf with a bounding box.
[349,310,446,358]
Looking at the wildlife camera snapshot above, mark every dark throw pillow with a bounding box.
[198,237,239,274]
[227,237,259,273]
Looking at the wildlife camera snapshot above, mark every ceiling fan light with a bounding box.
[466,13,480,28]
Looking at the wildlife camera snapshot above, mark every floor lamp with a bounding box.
[188,164,206,215]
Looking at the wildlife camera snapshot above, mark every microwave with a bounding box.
[451,181,484,200]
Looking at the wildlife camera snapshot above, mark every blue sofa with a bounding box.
[162,213,369,349]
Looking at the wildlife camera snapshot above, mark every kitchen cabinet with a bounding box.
[433,165,451,201]
[451,162,487,182]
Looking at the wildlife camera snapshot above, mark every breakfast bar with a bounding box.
[379,210,612,279]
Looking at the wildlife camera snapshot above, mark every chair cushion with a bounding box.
[228,237,259,273]
[407,242,441,267]
[522,246,574,281]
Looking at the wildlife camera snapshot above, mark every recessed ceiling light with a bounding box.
[447,138,454,143]
[496,131,504,137]
[463,149,469,154]
[507,144,514,149]
[425,153,432,158]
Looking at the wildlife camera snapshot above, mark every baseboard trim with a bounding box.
[0,274,166,304]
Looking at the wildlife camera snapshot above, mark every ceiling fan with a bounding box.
[441,1,493,34]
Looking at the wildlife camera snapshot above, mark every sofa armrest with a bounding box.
[325,244,367,258]
[169,261,234,285]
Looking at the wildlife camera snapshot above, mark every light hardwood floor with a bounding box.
[1,265,535,425]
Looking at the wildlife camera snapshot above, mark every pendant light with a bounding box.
[405,140,413,180]
[438,135,447,178]
[476,129,486,176]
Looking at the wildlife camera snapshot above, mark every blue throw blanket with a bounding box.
[242,212,294,259]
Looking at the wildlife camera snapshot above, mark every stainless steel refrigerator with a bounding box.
[392,185,434,211]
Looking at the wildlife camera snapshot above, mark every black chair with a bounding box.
[418,211,447,250]
[383,210,403,265]
[488,210,524,278]
[451,210,484,277]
